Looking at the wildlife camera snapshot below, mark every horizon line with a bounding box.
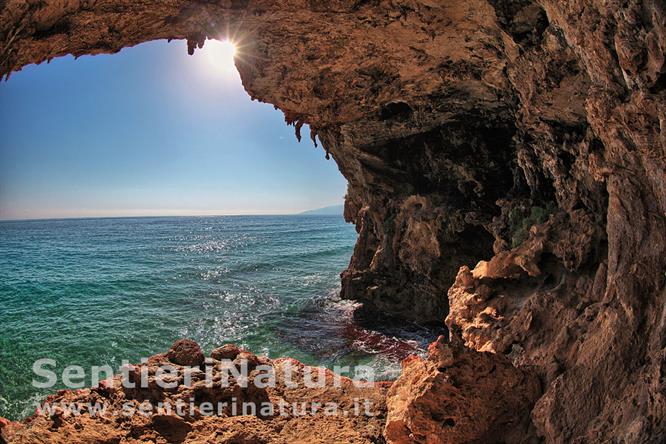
[0,208,345,223]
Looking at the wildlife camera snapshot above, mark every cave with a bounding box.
[1,0,665,443]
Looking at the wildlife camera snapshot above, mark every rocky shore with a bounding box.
[0,339,389,443]
[1,337,547,444]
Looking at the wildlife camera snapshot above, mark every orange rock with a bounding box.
[385,338,541,444]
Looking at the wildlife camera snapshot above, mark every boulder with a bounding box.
[166,339,204,367]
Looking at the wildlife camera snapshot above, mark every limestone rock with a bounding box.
[1,0,665,441]
[8,343,389,443]
[385,336,541,444]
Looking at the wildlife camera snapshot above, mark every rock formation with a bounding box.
[385,336,541,443]
[1,0,664,442]
[1,340,389,443]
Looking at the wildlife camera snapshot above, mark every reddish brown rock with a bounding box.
[166,339,205,367]
[210,343,242,361]
[7,344,388,443]
[0,417,21,444]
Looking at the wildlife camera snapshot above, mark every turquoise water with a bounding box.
[0,216,431,420]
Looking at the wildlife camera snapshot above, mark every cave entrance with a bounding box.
[0,39,434,422]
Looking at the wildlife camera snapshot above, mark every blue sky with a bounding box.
[0,40,347,220]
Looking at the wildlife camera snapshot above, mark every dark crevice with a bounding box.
[488,0,549,48]
[379,101,412,120]
[366,118,517,205]
[649,71,666,93]
[33,19,72,40]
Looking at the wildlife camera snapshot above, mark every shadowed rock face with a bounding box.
[1,0,665,442]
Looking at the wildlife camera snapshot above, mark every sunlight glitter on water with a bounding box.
[0,215,437,420]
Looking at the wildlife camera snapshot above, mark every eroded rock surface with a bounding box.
[2,340,388,444]
[385,336,540,444]
[1,0,665,442]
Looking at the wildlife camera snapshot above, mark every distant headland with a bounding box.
[299,204,344,216]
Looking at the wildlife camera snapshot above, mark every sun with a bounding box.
[200,39,237,73]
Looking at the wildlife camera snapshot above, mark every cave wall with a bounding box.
[1,0,665,442]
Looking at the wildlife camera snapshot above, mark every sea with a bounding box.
[0,215,434,420]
